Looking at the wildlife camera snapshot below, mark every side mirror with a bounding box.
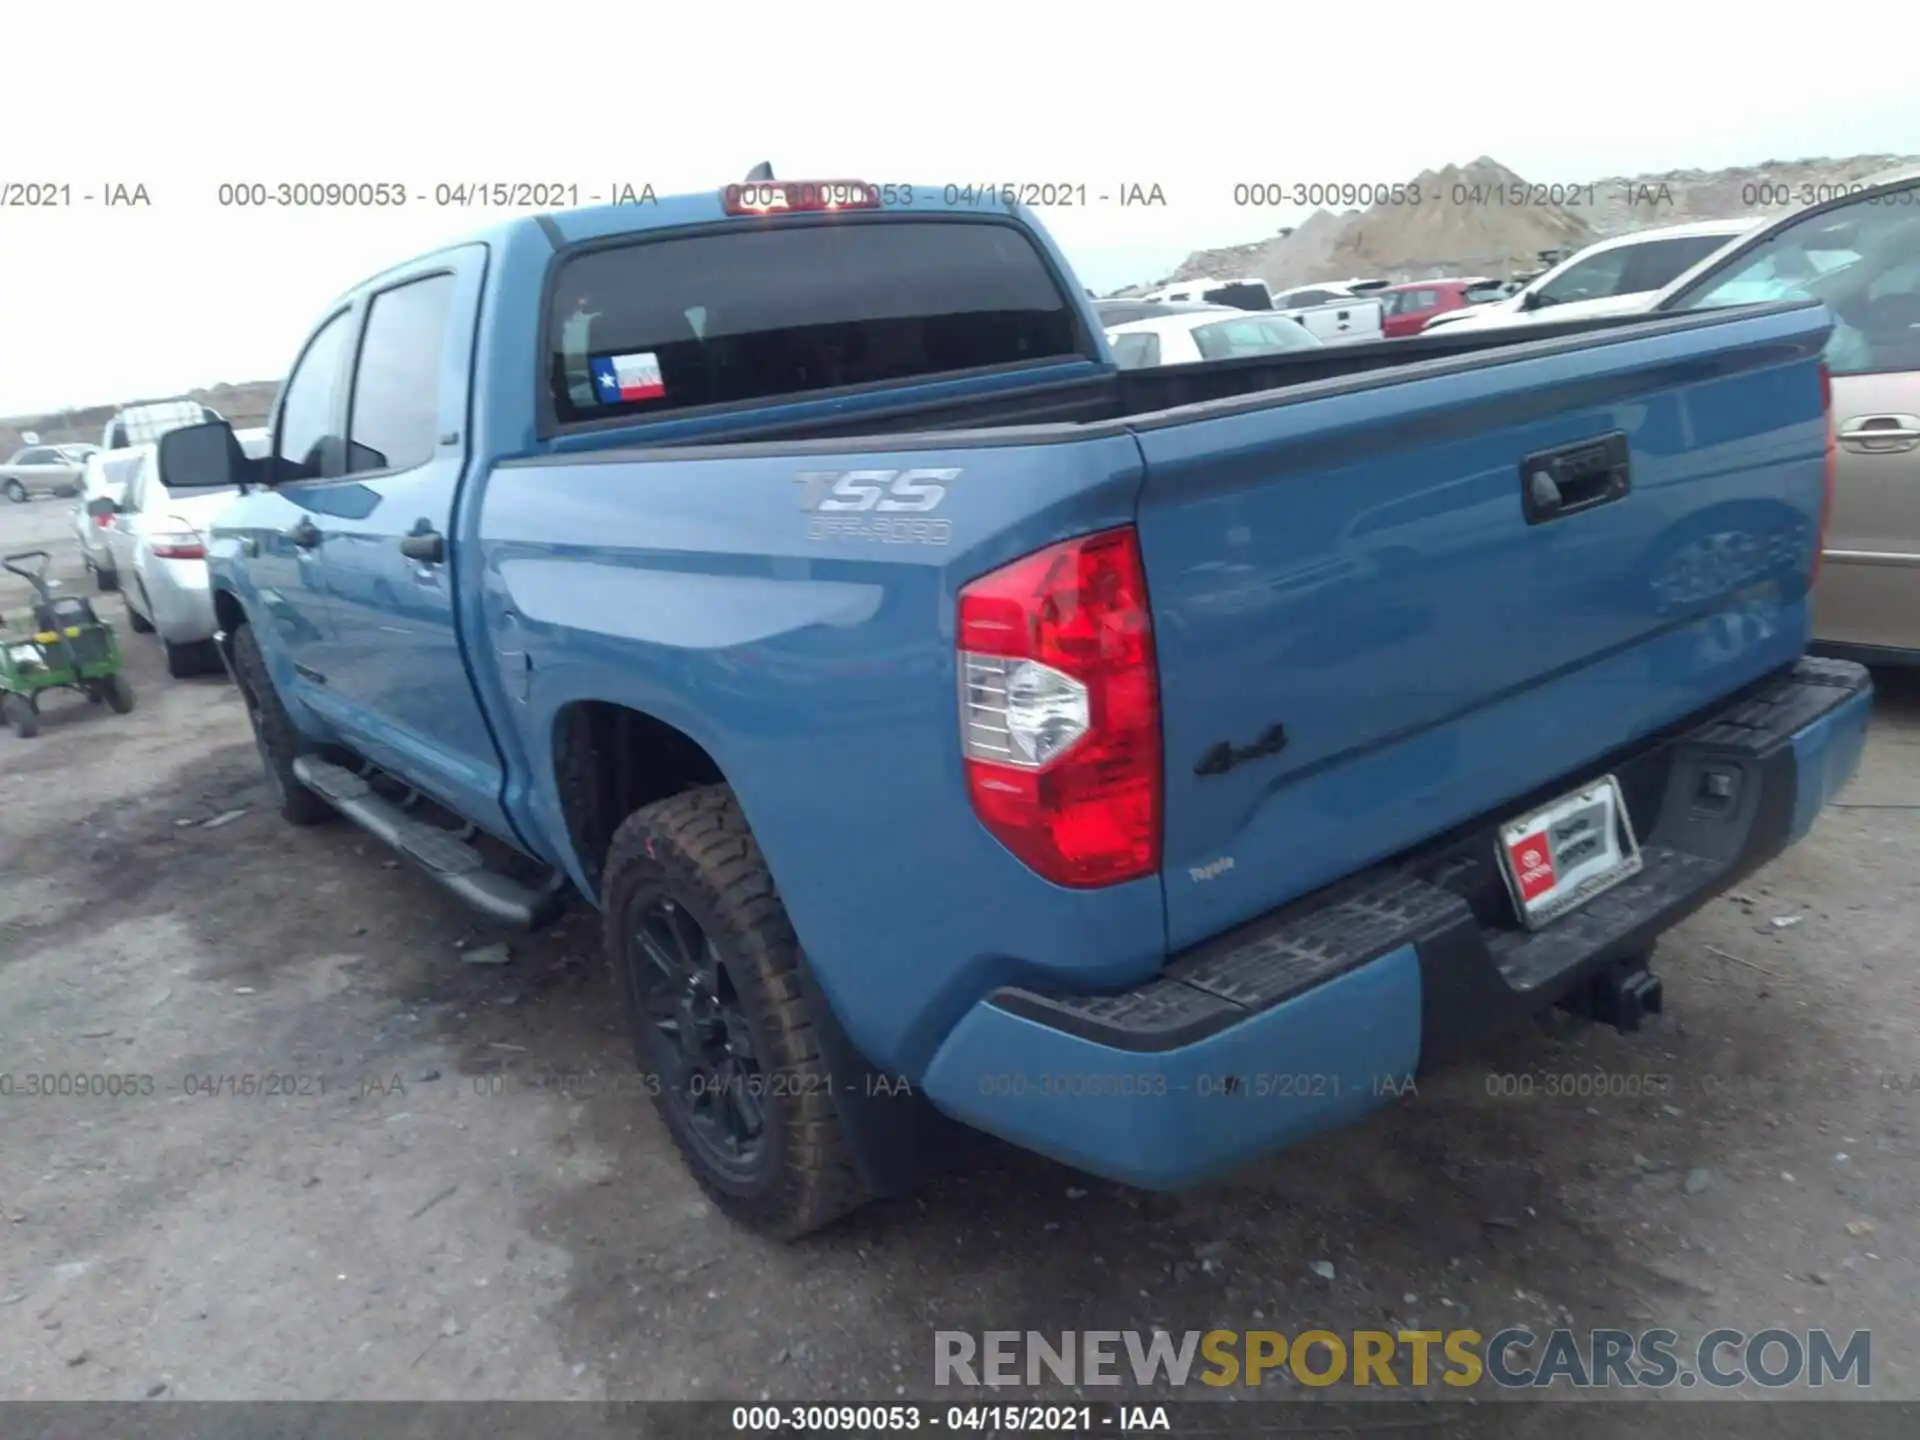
[1518,290,1543,312]
[157,420,247,492]
[86,495,119,518]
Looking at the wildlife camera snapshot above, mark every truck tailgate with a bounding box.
[1134,303,1834,949]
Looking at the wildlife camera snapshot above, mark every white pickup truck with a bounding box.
[1269,281,1386,343]
[1137,276,1276,311]
[1133,275,1384,342]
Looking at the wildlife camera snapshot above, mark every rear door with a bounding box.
[312,245,510,834]
[1131,303,1834,948]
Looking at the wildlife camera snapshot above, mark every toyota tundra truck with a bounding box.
[157,175,1870,1238]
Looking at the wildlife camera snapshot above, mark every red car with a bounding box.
[1377,277,1497,338]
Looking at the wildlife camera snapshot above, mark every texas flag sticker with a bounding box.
[589,351,666,404]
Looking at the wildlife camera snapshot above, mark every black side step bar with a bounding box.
[291,756,569,929]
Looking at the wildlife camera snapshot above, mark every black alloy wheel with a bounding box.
[626,892,768,1181]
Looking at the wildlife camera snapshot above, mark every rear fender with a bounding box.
[482,430,1164,1077]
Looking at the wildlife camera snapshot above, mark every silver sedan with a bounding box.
[93,443,239,678]
[2,444,88,503]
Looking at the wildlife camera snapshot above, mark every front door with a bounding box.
[306,247,511,837]
[243,307,357,685]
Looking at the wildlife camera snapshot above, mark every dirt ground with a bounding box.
[1,494,1914,1415]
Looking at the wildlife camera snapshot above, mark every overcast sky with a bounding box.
[2,0,1914,417]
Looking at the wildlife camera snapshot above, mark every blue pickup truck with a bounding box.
[154,176,1870,1237]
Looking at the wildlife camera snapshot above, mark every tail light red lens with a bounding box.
[1812,362,1836,586]
[957,526,1161,888]
[150,517,207,560]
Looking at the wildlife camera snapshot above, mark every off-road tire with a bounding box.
[4,693,38,738]
[603,784,868,1238]
[126,591,154,634]
[3,480,26,504]
[103,672,135,714]
[229,623,331,826]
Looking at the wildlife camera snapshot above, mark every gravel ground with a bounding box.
[0,495,1914,1417]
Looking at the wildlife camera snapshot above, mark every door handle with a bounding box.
[1838,414,1920,450]
[1520,431,1632,525]
[399,529,445,564]
[284,518,321,549]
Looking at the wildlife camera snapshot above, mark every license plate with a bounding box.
[1496,774,1643,930]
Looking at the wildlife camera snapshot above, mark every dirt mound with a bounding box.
[1583,153,1920,235]
[1328,157,1595,276]
[1161,158,1596,293]
[1151,152,1920,294]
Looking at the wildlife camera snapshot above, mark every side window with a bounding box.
[1193,319,1282,360]
[1108,332,1161,369]
[1254,319,1315,351]
[346,273,456,475]
[17,447,57,465]
[1672,185,1920,376]
[276,310,353,481]
[1533,249,1631,305]
[1615,235,1734,294]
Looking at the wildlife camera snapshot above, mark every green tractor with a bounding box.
[0,550,135,738]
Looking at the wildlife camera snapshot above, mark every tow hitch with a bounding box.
[1561,953,1664,1033]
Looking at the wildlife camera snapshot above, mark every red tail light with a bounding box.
[93,512,112,528]
[1812,362,1836,586]
[957,526,1161,888]
[150,516,207,560]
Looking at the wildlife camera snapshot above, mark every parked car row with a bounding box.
[1132,276,1391,343]
[1107,220,1770,355]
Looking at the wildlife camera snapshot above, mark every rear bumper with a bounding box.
[920,657,1873,1189]
[144,558,217,644]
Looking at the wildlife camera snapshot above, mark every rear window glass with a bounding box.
[1108,332,1162,369]
[1200,282,1272,311]
[548,219,1081,424]
[1192,318,1317,360]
